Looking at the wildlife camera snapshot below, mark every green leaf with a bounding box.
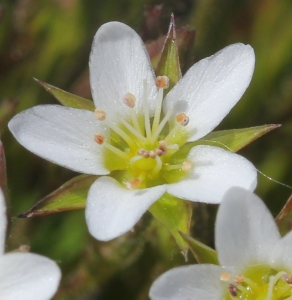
[276,194,292,236]
[18,174,98,218]
[179,231,219,265]
[155,14,182,90]
[149,193,192,257]
[34,78,95,111]
[196,124,281,152]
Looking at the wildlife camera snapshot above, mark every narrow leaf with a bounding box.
[276,194,292,236]
[194,124,280,152]
[18,174,98,218]
[179,231,219,265]
[149,193,192,257]
[155,14,182,90]
[34,78,95,111]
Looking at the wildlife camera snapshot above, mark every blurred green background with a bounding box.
[1,0,292,299]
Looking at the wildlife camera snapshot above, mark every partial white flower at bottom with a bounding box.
[0,189,61,300]
[150,187,292,300]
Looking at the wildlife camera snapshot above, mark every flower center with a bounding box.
[93,75,191,189]
[221,265,292,300]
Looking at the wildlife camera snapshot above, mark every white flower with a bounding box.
[0,189,61,300]
[9,22,257,242]
[149,187,292,300]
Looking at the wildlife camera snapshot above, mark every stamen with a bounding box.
[149,150,156,159]
[125,178,141,189]
[103,142,129,160]
[220,273,231,282]
[123,93,136,108]
[228,284,238,297]
[104,119,134,148]
[282,273,292,284]
[156,75,169,89]
[182,161,192,172]
[130,108,142,134]
[158,140,167,155]
[151,108,173,143]
[272,271,288,285]
[155,148,163,156]
[94,133,105,145]
[234,274,244,284]
[176,113,189,126]
[267,275,275,300]
[165,122,184,143]
[95,109,106,121]
[118,116,147,142]
[130,155,143,164]
[95,108,135,147]
[167,144,179,150]
[142,79,152,139]
[239,275,258,290]
[152,156,162,174]
[151,88,164,134]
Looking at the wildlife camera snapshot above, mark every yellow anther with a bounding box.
[156,75,170,89]
[125,178,141,189]
[182,161,192,172]
[220,273,231,282]
[123,93,136,108]
[95,109,106,121]
[94,133,105,145]
[176,113,189,126]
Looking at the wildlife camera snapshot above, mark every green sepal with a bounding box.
[201,124,281,152]
[18,174,98,218]
[155,14,182,90]
[179,231,219,265]
[148,193,192,257]
[276,194,292,236]
[182,124,281,155]
[34,78,95,111]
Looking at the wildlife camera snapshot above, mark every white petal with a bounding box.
[149,264,228,300]
[166,145,257,203]
[216,187,280,269]
[164,43,255,141]
[0,252,61,300]
[270,230,292,271]
[8,105,109,175]
[85,176,166,241]
[0,189,6,254]
[89,22,157,118]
